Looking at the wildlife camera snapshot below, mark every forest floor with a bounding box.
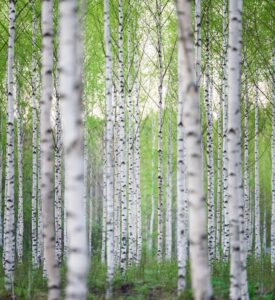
[0,256,274,299]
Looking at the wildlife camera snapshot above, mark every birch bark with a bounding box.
[104,0,114,289]
[59,0,89,298]
[254,83,261,258]
[176,1,212,298]
[3,0,16,290]
[227,1,246,298]
[41,0,60,297]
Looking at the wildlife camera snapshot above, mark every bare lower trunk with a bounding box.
[41,0,60,298]
[176,1,212,298]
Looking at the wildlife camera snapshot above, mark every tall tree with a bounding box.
[221,0,230,259]
[3,0,16,290]
[156,0,164,262]
[118,0,127,273]
[16,82,24,263]
[31,0,38,267]
[176,0,212,299]
[165,109,172,260]
[227,0,247,298]
[177,38,188,292]
[54,87,62,266]
[40,0,60,298]
[104,0,114,296]
[59,0,89,298]
[205,8,215,263]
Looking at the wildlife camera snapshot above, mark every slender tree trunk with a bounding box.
[54,91,62,266]
[31,0,38,268]
[127,27,135,265]
[205,10,215,263]
[216,85,223,259]
[243,56,250,255]
[118,0,127,274]
[101,145,106,264]
[41,0,60,298]
[134,62,142,263]
[227,1,246,298]
[16,88,24,263]
[254,83,261,258]
[37,104,43,266]
[177,39,188,292]
[176,1,212,298]
[165,110,172,260]
[222,0,230,259]
[59,0,89,298]
[114,86,121,267]
[3,0,16,290]
[156,0,163,262]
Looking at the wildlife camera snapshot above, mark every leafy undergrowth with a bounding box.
[0,256,274,299]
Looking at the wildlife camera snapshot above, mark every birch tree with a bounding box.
[54,89,62,266]
[104,0,114,295]
[31,0,38,267]
[41,0,60,297]
[205,10,215,262]
[176,1,212,298]
[3,0,16,290]
[165,110,172,260]
[156,0,164,261]
[227,0,247,298]
[221,0,230,259]
[243,56,250,253]
[59,0,89,298]
[118,0,127,273]
[16,84,24,263]
[177,38,187,292]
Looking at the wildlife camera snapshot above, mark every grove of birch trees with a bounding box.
[0,0,274,299]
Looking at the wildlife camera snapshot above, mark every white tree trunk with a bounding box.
[222,0,230,259]
[243,56,250,255]
[101,145,106,264]
[37,104,43,266]
[165,110,172,260]
[156,0,163,262]
[176,1,212,298]
[113,86,121,267]
[16,89,24,263]
[41,0,60,297]
[254,83,261,258]
[59,0,89,298]
[205,12,215,262]
[54,91,62,266]
[103,0,115,282]
[31,0,38,268]
[177,39,188,292]
[118,0,127,273]
[3,0,15,290]
[134,64,142,263]
[127,28,135,265]
[216,86,223,259]
[227,1,246,298]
